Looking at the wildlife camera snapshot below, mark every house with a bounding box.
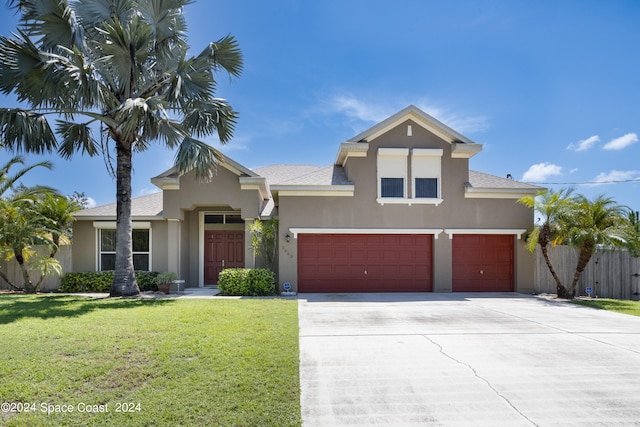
[72,105,541,293]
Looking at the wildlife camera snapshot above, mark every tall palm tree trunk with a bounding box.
[110,143,140,297]
[15,252,35,293]
[540,244,567,297]
[566,242,595,299]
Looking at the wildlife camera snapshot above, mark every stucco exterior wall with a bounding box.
[162,167,262,220]
[72,221,96,272]
[277,119,535,292]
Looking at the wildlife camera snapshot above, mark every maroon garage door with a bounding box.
[298,234,432,293]
[452,234,514,292]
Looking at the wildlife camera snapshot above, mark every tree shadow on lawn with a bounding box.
[0,294,175,325]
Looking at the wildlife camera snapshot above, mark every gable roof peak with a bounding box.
[348,104,477,145]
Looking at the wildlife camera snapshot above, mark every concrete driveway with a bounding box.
[298,293,640,426]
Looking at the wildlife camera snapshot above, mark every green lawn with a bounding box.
[0,295,301,427]
[572,298,640,316]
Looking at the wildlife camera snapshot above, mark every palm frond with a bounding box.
[0,108,57,153]
[74,0,135,28]
[56,120,99,158]
[174,136,222,181]
[182,98,237,142]
[200,34,243,78]
[17,0,84,51]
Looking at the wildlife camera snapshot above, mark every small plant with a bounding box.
[154,272,179,294]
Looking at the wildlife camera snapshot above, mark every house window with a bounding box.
[377,148,409,201]
[99,228,150,271]
[381,178,404,198]
[411,148,443,204]
[204,213,244,224]
[415,178,438,198]
[100,229,116,270]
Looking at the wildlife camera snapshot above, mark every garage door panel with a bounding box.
[452,234,514,292]
[298,234,432,293]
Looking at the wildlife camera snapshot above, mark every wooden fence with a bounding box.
[0,246,72,292]
[535,246,640,300]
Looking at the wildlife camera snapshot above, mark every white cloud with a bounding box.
[326,95,392,123]
[521,162,563,182]
[602,133,638,150]
[567,135,599,152]
[416,103,490,134]
[85,197,97,209]
[587,170,640,186]
[321,94,490,134]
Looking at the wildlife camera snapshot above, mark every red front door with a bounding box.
[204,230,245,284]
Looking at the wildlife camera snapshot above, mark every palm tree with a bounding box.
[0,156,58,291]
[519,188,575,298]
[35,192,81,255]
[0,156,54,199]
[563,194,630,298]
[0,0,242,296]
[0,189,63,293]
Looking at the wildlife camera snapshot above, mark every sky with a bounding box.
[1,0,640,210]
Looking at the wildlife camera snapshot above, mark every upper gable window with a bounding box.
[412,149,443,203]
[381,178,404,197]
[376,148,443,205]
[415,178,438,198]
[377,148,408,200]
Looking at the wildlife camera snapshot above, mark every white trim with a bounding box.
[289,228,443,239]
[198,212,205,287]
[378,147,410,156]
[93,221,151,229]
[451,143,482,159]
[276,186,355,197]
[95,227,153,271]
[464,188,539,199]
[376,197,443,206]
[335,141,369,166]
[443,229,527,239]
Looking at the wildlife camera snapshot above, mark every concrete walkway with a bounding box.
[298,293,640,426]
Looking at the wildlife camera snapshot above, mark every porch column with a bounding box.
[245,218,256,268]
[167,218,182,279]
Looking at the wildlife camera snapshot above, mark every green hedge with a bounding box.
[60,271,160,293]
[218,268,275,296]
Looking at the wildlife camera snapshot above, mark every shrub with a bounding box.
[218,268,275,296]
[136,271,160,291]
[60,271,160,293]
[60,271,113,293]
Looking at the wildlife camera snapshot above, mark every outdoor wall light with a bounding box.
[285,233,291,242]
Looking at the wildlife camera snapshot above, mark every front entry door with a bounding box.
[204,230,245,284]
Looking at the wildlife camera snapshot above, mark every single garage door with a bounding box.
[452,234,514,292]
[298,234,432,293]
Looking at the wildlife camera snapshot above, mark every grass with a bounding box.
[572,298,640,316]
[0,295,301,426]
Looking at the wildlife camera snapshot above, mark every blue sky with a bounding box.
[1,0,640,209]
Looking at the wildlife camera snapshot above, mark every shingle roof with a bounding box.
[467,170,541,190]
[269,165,352,185]
[251,164,323,184]
[74,191,163,219]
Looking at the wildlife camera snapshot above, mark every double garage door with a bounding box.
[297,233,514,293]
